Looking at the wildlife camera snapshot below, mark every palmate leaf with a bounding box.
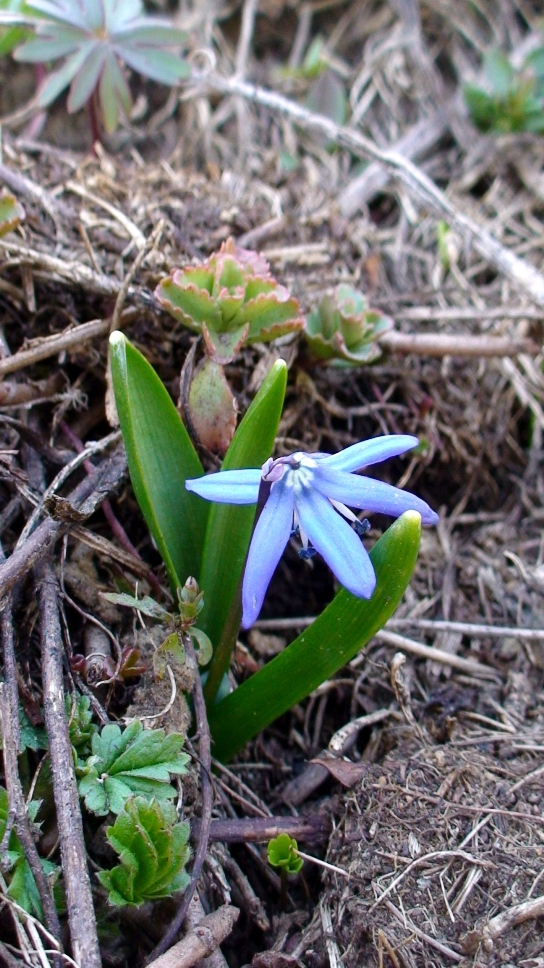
[98,797,190,907]
[78,720,189,816]
[9,0,189,131]
[208,511,422,761]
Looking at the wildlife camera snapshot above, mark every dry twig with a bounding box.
[462,894,544,954]
[36,558,101,968]
[147,905,240,968]
[0,446,127,605]
[197,72,544,305]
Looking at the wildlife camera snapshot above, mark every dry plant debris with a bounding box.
[1,0,544,965]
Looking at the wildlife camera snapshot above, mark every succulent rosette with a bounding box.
[155,238,305,364]
[305,283,393,366]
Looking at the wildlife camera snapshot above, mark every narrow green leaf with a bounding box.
[109,332,208,590]
[198,360,287,704]
[208,511,422,761]
[484,50,514,97]
[100,592,170,620]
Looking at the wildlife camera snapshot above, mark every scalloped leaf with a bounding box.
[98,797,190,906]
[78,721,188,816]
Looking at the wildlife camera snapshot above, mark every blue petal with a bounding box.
[242,480,294,628]
[185,468,261,505]
[312,466,439,525]
[296,488,376,598]
[318,435,419,473]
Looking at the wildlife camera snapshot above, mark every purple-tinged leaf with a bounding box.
[67,44,107,112]
[116,45,189,85]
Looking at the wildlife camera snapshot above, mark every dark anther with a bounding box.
[353,517,371,536]
[299,547,316,560]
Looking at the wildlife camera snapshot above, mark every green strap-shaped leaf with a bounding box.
[199,360,287,704]
[208,510,421,761]
[109,332,208,590]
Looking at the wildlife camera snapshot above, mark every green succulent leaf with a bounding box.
[267,834,304,874]
[109,332,208,592]
[78,721,189,816]
[305,285,392,366]
[208,511,422,761]
[188,627,213,666]
[484,50,514,97]
[155,239,305,362]
[465,48,544,134]
[98,797,190,906]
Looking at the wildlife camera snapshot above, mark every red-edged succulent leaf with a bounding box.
[201,321,249,365]
[241,289,305,343]
[155,238,305,357]
[155,278,221,332]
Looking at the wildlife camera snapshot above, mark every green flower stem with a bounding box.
[198,360,287,705]
[208,511,421,761]
[203,575,242,707]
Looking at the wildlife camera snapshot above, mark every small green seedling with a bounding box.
[267,833,304,874]
[305,283,392,366]
[102,576,213,679]
[267,833,303,908]
[97,796,190,907]
[464,48,544,134]
[0,191,25,237]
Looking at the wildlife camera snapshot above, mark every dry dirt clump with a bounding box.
[307,718,544,968]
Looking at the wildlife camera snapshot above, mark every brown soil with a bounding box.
[1,1,544,966]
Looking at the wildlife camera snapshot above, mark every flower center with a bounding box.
[261,452,317,492]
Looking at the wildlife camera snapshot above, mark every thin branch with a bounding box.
[195,813,331,845]
[462,894,544,954]
[375,629,499,680]
[378,331,536,358]
[36,558,101,968]
[147,636,214,963]
[0,569,62,941]
[146,905,240,968]
[0,446,127,605]
[196,71,544,306]
[0,319,109,378]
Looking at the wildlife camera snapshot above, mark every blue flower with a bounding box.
[186,435,438,628]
